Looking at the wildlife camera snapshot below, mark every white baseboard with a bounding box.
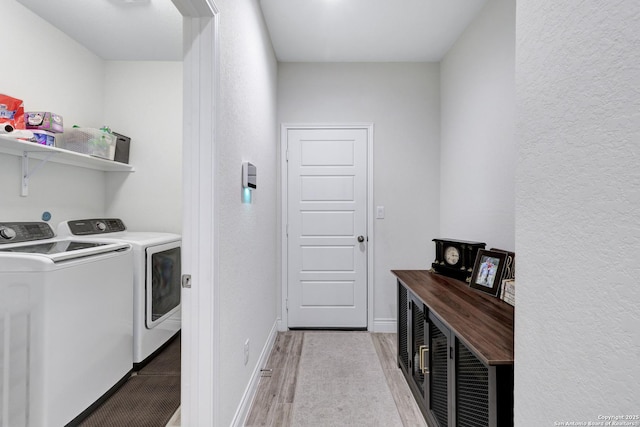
[372,318,397,333]
[231,320,279,427]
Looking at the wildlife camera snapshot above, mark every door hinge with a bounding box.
[286,223,288,238]
[449,346,454,360]
[286,299,289,311]
[181,274,192,289]
[286,149,289,162]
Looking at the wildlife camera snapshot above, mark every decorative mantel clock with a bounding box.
[431,238,486,282]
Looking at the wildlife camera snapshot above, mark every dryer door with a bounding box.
[145,242,181,329]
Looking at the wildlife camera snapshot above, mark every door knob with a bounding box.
[357,235,365,243]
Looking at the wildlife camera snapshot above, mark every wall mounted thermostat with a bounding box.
[242,162,257,189]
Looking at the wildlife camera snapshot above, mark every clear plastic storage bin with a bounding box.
[57,128,117,160]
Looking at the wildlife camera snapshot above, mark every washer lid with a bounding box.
[0,240,108,255]
[0,240,131,263]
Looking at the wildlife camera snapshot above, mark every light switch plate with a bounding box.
[376,206,385,219]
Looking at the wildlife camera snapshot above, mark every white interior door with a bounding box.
[287,127,368,328]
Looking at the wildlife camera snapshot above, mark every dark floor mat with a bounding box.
[138,336,181,376]
[79,375,180,427]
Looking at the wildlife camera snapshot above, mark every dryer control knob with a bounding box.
[0,227,16,240]
[96,222,107,232]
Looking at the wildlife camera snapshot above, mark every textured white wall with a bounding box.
[216,0,279,424]
[103,61,183,233]
[0,0,106,223]
[0,1,105,128]
[515,1,640,424]
[440,0,516,251]
[278,63,441,328]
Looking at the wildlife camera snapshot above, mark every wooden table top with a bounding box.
[392,270,514,366]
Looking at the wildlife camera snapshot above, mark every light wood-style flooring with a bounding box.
[166,407,180,426]
[245,331,427,427]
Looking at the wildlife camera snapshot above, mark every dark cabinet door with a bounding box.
[397,282,430,419]
[455,339,490,427]
[429,313,452,427]
[428,315,514,427]
[409,293,428,400]
[398,283,409,372]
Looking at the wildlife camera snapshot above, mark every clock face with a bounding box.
[444,246,460,265]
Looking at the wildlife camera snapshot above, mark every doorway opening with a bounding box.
[280,123,375,331]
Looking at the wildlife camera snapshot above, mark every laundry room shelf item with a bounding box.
[0,134,134,196]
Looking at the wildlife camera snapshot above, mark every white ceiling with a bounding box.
[17,0,183,61]
[260,0,488,62]
[16,0,487,63]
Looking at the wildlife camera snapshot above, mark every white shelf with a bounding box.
[0,134,134,172]
[0,133,134,196]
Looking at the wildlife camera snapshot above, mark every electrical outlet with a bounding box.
[244,339,250,365]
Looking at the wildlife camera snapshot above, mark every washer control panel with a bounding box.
[66,218,126,235]
[0,222,55,244]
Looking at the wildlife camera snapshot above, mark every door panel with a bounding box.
[301,211,354,236]
[287,128,368,328]
[301,281,355,306]
[301,246,354,271]
[300,139,355,165]
[300,176,355,200]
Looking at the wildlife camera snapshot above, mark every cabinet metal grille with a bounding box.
[412,303,425,395]
[398,285,409,370]
[456,341,489,427]
[430,321,448,427]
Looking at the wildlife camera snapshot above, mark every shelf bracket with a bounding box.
[21,151,57,197]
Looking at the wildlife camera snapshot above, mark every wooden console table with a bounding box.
[392,270,514,427]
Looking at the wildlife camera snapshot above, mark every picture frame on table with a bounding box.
[490,248,515,281]
[469,249,507,296]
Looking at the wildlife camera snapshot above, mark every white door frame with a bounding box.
[280,123,374,331]
[172,0,219,425]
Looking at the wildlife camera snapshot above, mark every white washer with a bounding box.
[0,222,133,427]
[57,219,181,368]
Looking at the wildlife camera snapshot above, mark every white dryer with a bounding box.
[57,219,181,368]
[0,221,133,427]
